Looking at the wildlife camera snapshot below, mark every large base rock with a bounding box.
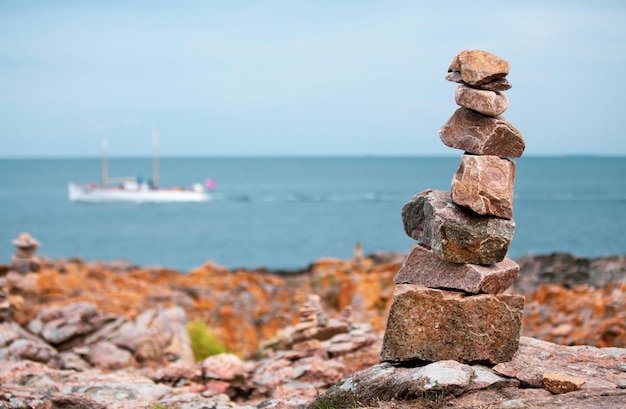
[313,336,626,409]
[402,189,515,265]
[394,244,519,294]
[380,284,524,364]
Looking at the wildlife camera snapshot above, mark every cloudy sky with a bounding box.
[1,1,625,157]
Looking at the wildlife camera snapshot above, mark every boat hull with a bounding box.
[68,183,210,203]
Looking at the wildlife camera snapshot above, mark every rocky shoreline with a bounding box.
[1,245,626,408]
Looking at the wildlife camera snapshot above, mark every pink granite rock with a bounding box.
[439,108,525,158]
[27,302,102,345]
[455,84,509,116]
[11,233,40,259]
[394,244,519,294]
[448,50,510,87]
[200,353,245,380]
[380,284,524,364]
[402,189,515,265]
[446,71,512,91]
[543,373,586,394]
[451,154,516,219]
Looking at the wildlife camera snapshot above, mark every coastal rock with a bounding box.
[308,337,626,409]
[23,303,196,368]
[310,360,520,408]
[201,353,245,380]
[402,189,515,264]
[446,71,512,91]
[27,302,105,346]
[0,288,11,323]
[513,253,626,293]
[86,340,135,370]
[451,154,516,219]
[380,284,524,364]
[147,360,201,385]
[448,50,510,86]
[455,84,509,116]
[543,373,586,394]
[394,244,519,294]
[309,361,473,406]
[492,348,547,387]
[522,282,626,348]
[439,107,525,158]
[136,307,195,364]
[105,307,195,365]
[0,322,59,365]
[493,336,626,391]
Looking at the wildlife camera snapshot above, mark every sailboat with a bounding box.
[68,131,212,203]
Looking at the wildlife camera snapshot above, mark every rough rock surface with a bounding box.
[447,49,510,86]
[0,297,381,409]
[402,189,515,264]
[394,244,519,294]
[446,71,513,91]
[1,252,626,408]
[380,284,523,364]
[543,373,586,394]
[314,336,626,409]
[455,84,509,116]
[439,107,525,158]
[523,282,626,348]
[451,154,516,219]
[2,247,626,408]
[23,302,195,369]
[513,252,626,293]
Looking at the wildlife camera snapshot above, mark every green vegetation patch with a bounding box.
[187,320,227,361]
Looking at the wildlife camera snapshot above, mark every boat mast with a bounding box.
[152,128,159,189]
[102,134,108,187]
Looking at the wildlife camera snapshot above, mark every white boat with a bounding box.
[68,132,212,203]
[68,181,210,203]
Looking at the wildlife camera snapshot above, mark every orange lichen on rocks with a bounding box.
[522,282,626,348]
[7,252,623,358]
[4,255,398,358]
[308,257,396,326]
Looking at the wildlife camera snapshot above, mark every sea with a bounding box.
[1,156,625,272]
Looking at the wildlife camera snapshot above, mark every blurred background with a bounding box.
[1,1,625,271]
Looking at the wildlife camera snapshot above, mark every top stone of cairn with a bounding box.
[448,50,510,87]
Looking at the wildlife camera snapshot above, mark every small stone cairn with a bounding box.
[11,232,41,274]
[380,50,526,365]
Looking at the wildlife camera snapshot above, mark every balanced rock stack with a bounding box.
[380,50,525,365]
[11,232,41,274]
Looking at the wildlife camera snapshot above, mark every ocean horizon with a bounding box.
[1,155,625,272]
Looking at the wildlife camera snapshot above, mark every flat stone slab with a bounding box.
[380,284,524,364]
[402,189,515,265]
[446,71,512,91]
[439,107,525,158]
[455,84,509,117]
[451,154,516,219]
[394,244,519,294]
[493,336,626,390]
[543,373,586,394]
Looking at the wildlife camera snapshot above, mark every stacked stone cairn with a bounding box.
[380,50,526,365]
[11,232,41,274]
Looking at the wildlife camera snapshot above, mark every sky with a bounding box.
[1,1,625,157]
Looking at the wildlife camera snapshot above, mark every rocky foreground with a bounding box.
[1,251,625,408]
